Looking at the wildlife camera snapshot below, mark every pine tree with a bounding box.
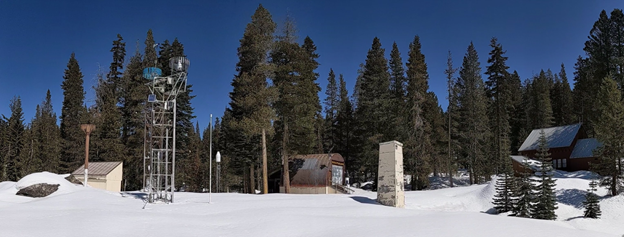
[509,71,525,153]
[592,75,624,196]
[228,4,276,193]
[119,47,147,190]
[485,37,512,175]
[354,37,392,189]
[60,53,86,174]
[492,167,516,213]
[404,36,432,190]
[531,130,558,220]
[530,70,554,129]
[511,159,534,217]
[583,179,601,218]
[388,42,407,143]
[0,116,6,180]
[35,90,60,173]
[444,51,459,186]
[558,64,575,125]
[92,35,125,163]
[323,69,339,151]
[301,37,323,153]
[456,42,490,184]
[5,97,24,180]
[18,122,37,177]
[336,74,354,176]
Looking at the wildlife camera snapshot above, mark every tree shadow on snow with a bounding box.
[556,189,587,209]
[121,192,148,200]
[350,196,379,205]
[565,216,586,221]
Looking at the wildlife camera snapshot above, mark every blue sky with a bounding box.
[1,0,622,131]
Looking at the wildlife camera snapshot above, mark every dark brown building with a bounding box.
[512,123,600,174]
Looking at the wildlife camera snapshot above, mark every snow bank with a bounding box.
[0,170,622,237]
[15,172,80,195]
[0,172,82,204]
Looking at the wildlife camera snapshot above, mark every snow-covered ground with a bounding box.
[0,171,622,237]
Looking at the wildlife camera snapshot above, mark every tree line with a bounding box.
[0,6,622,199]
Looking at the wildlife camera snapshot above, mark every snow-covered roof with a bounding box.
[510,155,540,171]
[570,138,602,159]
[518,123,582,151]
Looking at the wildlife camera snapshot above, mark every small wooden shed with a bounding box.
[72,162,123,192]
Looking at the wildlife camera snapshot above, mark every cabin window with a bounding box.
[553,160,557,168]
[562,159,567,168]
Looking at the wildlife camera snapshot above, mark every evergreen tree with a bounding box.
[0,116,6,180]
[5,97,24,180]
[336,74,354,176]
[119,47,147,190]
[557,64,575,125]
[301,37,323,153]
[445,51,459,186]
[404,36,432,190]
[18,123,35,178]
[388,42,407,144]
[323,69,338,151]
[573,56,595,134]
[35,90,60,173]
[456,43,490,184]
[492,167,516,213]
[592,75,624,196]
[485,37,512,175]
[583,179,601,218]
[530,71,554,128]
[511,159,534,217]
[60,53,86,174]
[228,4,276,193]
[354,37,392,189]
[531,130,558,220]
[92,35,125,163]
[509,71,525,153]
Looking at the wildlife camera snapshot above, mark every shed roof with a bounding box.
[510,155,540,171]
[518,123,582,151]
[72,162,122,176]
[290,153,344,186]
[570,138,602,159]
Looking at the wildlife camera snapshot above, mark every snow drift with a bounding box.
[0,171,621,237]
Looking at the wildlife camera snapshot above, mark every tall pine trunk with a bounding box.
[283,123,290,193]
[249,164,255,194]
[262,129,268,194]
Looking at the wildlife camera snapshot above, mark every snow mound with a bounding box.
[1,172,81,199]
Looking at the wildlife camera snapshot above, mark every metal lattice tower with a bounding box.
[143,56,190,203]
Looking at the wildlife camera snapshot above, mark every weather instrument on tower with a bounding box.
[142,55,189,203]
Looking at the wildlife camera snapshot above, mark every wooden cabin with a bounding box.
[513,123,600,173]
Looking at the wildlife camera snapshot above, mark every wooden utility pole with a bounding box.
[80,124,95,186]
[262,128,268,194]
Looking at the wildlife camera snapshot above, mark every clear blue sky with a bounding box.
[1,0,622,131]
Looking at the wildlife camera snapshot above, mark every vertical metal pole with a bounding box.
[172,100,177,203]
[209,114,213,203]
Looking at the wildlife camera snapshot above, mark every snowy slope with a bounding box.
[0,172,621,237]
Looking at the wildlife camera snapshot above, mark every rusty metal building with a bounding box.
[269,153,346,194]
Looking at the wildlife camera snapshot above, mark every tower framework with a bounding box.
[143,56,190,203]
